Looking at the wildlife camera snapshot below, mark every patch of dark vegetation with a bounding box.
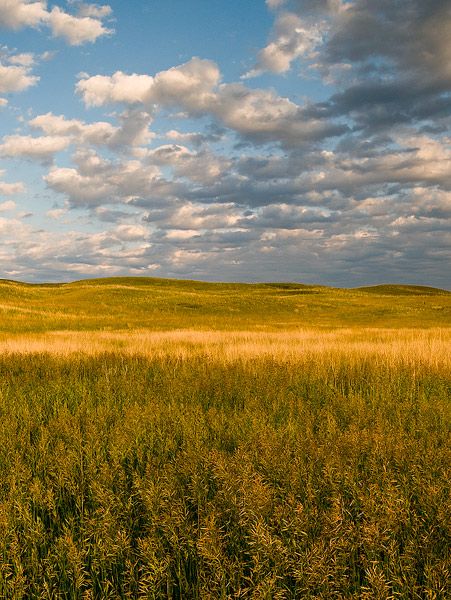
[356,284,450,296]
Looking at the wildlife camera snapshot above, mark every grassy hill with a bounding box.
[0,277,450,333]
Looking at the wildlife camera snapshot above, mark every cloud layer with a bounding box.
[0,1,450,287]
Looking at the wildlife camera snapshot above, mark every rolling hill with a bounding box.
[0,277,450,332]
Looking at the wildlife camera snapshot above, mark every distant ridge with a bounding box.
[0,277,449,294]
[355,284,450,296]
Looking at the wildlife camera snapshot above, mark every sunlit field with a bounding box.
[0,278,450,598]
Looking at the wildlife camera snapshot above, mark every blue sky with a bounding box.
[0,0,450,287]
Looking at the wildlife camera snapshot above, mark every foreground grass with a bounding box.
[0,344,449,598]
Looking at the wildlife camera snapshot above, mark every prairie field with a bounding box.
[0,278,450,598]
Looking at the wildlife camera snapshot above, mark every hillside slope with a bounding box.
[0,277,450,332]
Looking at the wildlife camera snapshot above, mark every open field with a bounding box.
[0,278,450,598]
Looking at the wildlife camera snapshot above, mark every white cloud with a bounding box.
[30,112,117,144]
[146,58,220,111]
[48,5,113,45]
[113,224,147,241]
[0,98,7,107]
[165,130,213,147]
[77,71,154,106]
[29,109,153,149]
[45,165,116,204]
[0,0,47,29]
[76,58,344,147]
[0,0,113,45]
[0,134,71,161]
[76,3,112,18]
[165,202,243,230]
[111,109,154,148]
[245,12,323,77]
[45,149,164,207]
[77,58,220,109]
[145,144,230,184]
[213,83,324,144]
[7,52,35,66]
[0,62,39,93]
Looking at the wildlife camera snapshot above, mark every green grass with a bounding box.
[0,277,450,333]
[0,277,450,598]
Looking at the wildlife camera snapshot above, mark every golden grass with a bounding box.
[1,327,450,369]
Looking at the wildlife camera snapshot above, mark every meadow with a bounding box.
[0,278,450,598]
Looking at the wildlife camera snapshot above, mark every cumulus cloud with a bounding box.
[76,71,153,106]
[146,58,220,111]
[44,149,170,207]
[0,0,47,29]
[30,112,115,141]
[77,58,346,147]
[76,58,220,109]
[0,60,39,93]
[22,109,153,155]
[0,134,71,162]
[145,144,230,184]
[212,83,347,146]
[76,2,112,19]
[8,51,35,66]
[47,5,112,45]
[244,12,323,78]
[0,0,113,45]
[248,0,346,77]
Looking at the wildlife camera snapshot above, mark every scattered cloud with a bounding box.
[44,148,167,207]
[0,1,449,286]
[77,58,347,147]
[244,12,323,78]
[76,71,154,106]
[0,134,71,162]
[0,0,113,45]
[47,5,113,45]
[0,59,39,93]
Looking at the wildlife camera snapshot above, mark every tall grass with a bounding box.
[0,338,449,598]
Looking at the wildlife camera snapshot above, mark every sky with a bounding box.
[0,0,450,287]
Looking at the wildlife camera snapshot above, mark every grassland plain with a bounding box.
[0,278,450,598]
